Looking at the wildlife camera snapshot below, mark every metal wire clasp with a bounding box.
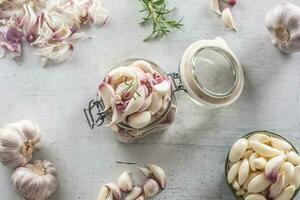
[84,97,107,129]
[168,72,186,95]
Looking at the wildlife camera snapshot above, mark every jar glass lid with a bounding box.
[179,38,244,108]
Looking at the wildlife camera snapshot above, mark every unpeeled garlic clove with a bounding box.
[247,173,271,193]
[245,194,267,200]
[287,151,300,165]
[210,0,221,15]
[138,93,153,112]
[147,92,163,115]
[131,60,153,73]
[265,154,286,183]
[229,138,248,162]
[243,172,260,191]
[123,86,146,116]
[254,157,267,170]
[147,163,166,189]
[227,161,241,184]
[118,171,133,192]
[127,111,152,129]
[108,103,125,126]
[270,137,292,152]
[249,153,257,171]
[293,165,300,188]
[221,8,237,31]
[238,159,250,185]
[249,141,281,158]
[267,172,285,199]
[104,183,121,200]
[223,0,236,6]
[125,186,142,200]
[138,166,152,177]
[98,186,112,200]
[144,179,159,198]
[274,185,296,200]
[280,162,295,187]
[248,133,270,144]
[135,195,144,200]
[153,80,171,96]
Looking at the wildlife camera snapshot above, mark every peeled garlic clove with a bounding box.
[232,179,240,190]
[265,154,286,183]
[247,173,271,193]
[249,153,257,171]
[210,0,221,15]
[98,83,115,110]
[127,111,152,129]
[243,172,260,191]
[254,157,267,170]
[242,150,253,159]
[12,160,58,200]
[227,161,241,184]
[270,137,292,152]
[245,194,267,200]
[147,92,163,115]
[236,188,245,196]
[267,172,285,199]
[98,186,111,200]
[248,133,270,144]
[153,79,171,96]
[131,60,153,73]
[138,166,152,177]
[265,3,300,54]
[229,138,248,162]
[118,171,133,192]
[280,162,295,187]
[104,183,121,200]
[123,86,146,116]
[144,178,160,198]
[274,185,296,200]
[124,67,148,82]
[249,141,281,158]
[106,67,126,86]
[221,8,237,31]
[139,93,153,112]
[238,159,249,185]
[0,121,41,168]
[223,0,236,6]
[293,165,300,188]
[287,151,300,165]
[147,163,166,189]
[125,186,142,200]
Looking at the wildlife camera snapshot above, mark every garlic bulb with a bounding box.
[12,160,58,200]
[0,120,41,168]
[265,3,300,54]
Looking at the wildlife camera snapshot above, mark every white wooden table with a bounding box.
[1,0,300,199]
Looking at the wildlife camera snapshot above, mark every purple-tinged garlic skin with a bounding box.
[143,179,160,198]
[125,186,142,200]
[267,172,285,199]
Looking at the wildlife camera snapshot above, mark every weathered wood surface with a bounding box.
[1,0,300,199]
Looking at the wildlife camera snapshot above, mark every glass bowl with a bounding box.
[225,130,300,200]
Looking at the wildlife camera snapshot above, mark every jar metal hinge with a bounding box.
[84,97,107,129]
[168,72,187,95]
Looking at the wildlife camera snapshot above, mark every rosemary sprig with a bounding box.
[139,0,183,41]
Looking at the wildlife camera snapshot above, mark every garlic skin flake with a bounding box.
[0,120,41,168]
[221,8,237,31]
[265,3,300,54]
[12,160,58,200]
[118,171,133,192]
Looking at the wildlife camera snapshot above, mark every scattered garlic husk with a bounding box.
[125,186,142,200]
[12,160,58,200]
[229,138,248,162]
[147,163,166,189]
[0,120,41,168]
[144,178,160,198]
[210,0,221,15]
[221,8,237,31]
[265,3,300,54]
[118,171,133,192]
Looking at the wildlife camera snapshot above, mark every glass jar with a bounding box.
[84,37,245,143]
[225,131,300,200]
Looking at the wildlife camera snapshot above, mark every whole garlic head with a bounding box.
[12,160,58,200]
[265,3,300,53]
[0,120,41,168]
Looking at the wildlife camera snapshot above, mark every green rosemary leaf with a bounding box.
[139,0,183,41]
